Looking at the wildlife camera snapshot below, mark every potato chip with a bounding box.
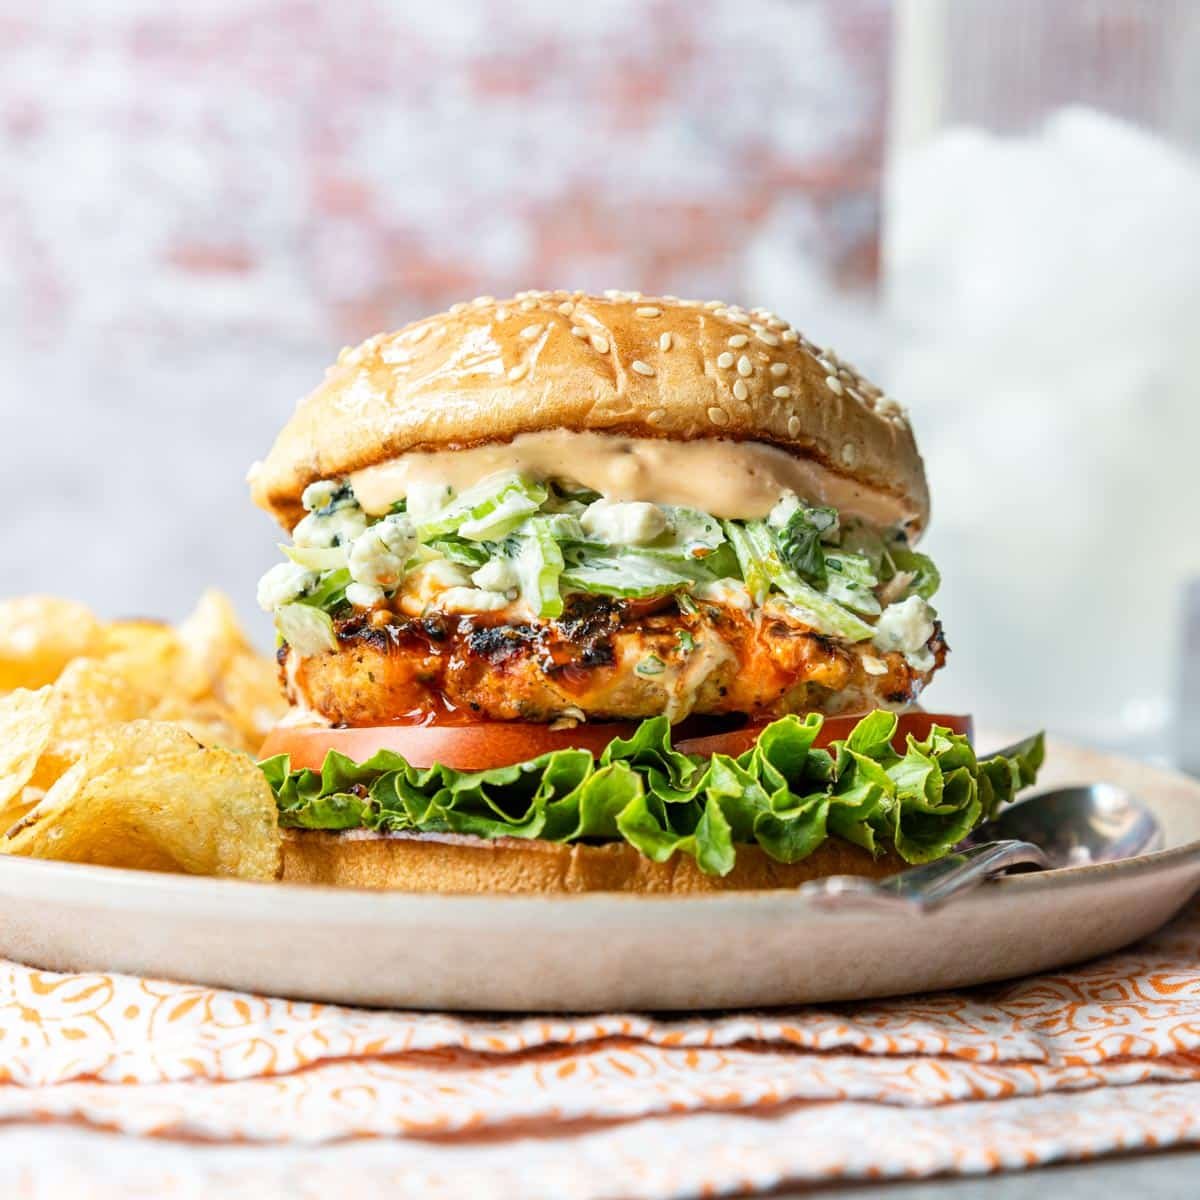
[171,590,283,750]
[4,721,281,880]
[151,695,252,754]
[0,592,287,879]
[0,597,103,691]
[99,617,174,656]
[30,658,158,790]
[0,687,55,833]
[217,649,285,746]
[177,589,252,698]
[97,621,185,701]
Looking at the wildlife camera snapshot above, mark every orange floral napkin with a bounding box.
[3,901,1200,1197]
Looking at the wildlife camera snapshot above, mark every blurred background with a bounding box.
[2,0,1198,763]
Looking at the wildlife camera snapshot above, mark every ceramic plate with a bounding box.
[1,739,1198,1011]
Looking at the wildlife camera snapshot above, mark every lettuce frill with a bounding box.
[259,712,1044,877]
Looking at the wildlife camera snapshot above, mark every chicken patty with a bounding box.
[284,595,947,725]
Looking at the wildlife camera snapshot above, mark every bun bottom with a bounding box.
[281,829,903,894]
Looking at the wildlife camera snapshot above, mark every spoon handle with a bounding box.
[800,840,1051,913]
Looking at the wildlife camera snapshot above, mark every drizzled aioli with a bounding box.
[350,431,913,528]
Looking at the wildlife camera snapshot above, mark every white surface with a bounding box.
[0,741,1197,1011]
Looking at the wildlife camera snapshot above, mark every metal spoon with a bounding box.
[801,781,1162,913]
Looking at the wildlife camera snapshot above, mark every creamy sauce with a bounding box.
[350,431,910,526]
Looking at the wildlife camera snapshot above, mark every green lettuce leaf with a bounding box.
[887,547,941,601]
[261,713,1045,877]
[294,567,351,614]
[776,504,837,585]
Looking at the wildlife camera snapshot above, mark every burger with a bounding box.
[250,290,1041,893]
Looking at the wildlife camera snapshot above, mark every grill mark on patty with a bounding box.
[294,598,948,725]
[465,623,538,661]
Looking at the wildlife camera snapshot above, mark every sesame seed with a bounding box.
[817,357,836,373]
[659,331,672,351]
[449,302,467,314]
[495,307,510,320]
[472,295,495,306]
[703,300,724,310]
[848,386,865,404]
[773,386,791,399]
[570,326,587,339]
[647,408,667,424]
[557,301,575,316]
[519,299,537,311]
[862,654,887,676]
[707,406,730,425]
[631,359,655,376]
[769,362,788,378]
[410,325,429,342]
[732,378,749,402]
[604,289,623,300]
[662,294,679,302]
[519,324,543,341]
[826,375,844,395]
[780,329,798,343]
[590,334,610,354]
[787,415,802,437]
[635,306,662,318]
[840,442,858,466]
[756,330,781,347]
[717,352,734,369]
[728,334,749,348]
[736,355,753,377]
[766,317,790,331]
[725,311,751,326]
[507,363,529,381]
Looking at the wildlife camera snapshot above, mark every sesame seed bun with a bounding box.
[280,828,904,894]
[250,290,928,533]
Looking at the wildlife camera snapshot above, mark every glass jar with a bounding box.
[884,0,1200,761]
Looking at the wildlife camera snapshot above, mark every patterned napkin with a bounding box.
[3,900,1200,1198]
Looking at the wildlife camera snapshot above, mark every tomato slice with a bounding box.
[675,712,974,759]
[260,720,641,772]
[261,712,974,772]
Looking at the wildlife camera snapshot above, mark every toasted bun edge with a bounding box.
[280,829,904,894]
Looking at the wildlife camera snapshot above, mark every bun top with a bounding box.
[250,290,929,533]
